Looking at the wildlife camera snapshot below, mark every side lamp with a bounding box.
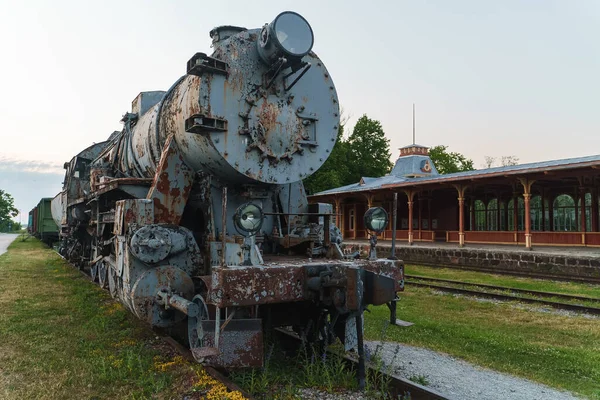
[363,207,389,260]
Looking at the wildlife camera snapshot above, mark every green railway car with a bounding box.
[32,198,59,245]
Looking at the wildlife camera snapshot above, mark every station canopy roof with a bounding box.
[311,148,600,197]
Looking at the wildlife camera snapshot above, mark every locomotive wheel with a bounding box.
[98,261,108,289]
[90,262,99,282]
[108,268,118,298]
[130,266,194,327]
[188,295,212,362]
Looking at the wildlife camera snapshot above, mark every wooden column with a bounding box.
[366,194,373,209]
[470,198,475,231]
[418,197,423,240]
[454,185,467,247]
[574,187,579,232]
[519,178,535,250]
[523,193,532,248]
[592,188,599,232]
[496,195,501,231]
[541,190,546,231]
[512,192,518,242]
[334,197,343,234]
[548,194,554,231]
[405,190,416,245]
[428,198,432,234]
[484,201,489,231]
[580,187,587,245]
[353,204,357,239]
[503,199,509,232]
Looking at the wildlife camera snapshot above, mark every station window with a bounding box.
[349,209,355,231]
[474,200,486,231]
[507,198,525,231]
[553,194,576,231]
[487,199,498,231]
[530,195,547,231]
[577,193,592,232]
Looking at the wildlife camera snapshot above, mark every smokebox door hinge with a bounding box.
[185,114,228,133]
[187,53,228,76]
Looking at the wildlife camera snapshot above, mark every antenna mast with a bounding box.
[412,103,415,145]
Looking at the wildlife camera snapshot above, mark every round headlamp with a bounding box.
[233,202,264,235]
[258,11,314,64]
[272,11,313,57]
[364,207,389,234]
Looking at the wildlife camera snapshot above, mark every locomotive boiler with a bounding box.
[51,11,403,380]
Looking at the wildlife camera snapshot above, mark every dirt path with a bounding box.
[0,234,19,256]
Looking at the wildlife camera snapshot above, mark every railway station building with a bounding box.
[309,144,600,250]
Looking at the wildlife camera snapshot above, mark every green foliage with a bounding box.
[0,240,212,399]
[408,375,430,386]
[232,342,358,399]
[303,124,351,195]
[428,145,475,174]
[347,115,393,181]
[0,189,19,232]
[364,264,600,399]
[303,114,393,195]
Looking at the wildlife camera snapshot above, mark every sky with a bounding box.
[1,0,599,222]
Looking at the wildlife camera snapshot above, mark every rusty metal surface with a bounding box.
[209,265,306,307]
[131,265,195,327]
[44,12,407,381]
[146,136,194,225]
[130,225,172,263]
[361,258,405,293]
[198,319,263,368]
[207,257,403,309]
[156,30,339,185]
[113,199,154,235]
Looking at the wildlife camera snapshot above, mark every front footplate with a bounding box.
[194,319,264,368]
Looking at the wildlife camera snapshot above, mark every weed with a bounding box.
[0,239,245,400]
[408,374,429,386]
[232,339,358,399]
[363,280,600,399]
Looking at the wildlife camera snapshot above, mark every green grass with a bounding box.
[0,239,243,400]
[231,341,399,400]
[364,284,600,399]
[231,342,356,399]
[406,264,600,298]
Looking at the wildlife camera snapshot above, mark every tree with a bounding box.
[482,155,520,168]
[0,190,18,232]
[501,156,519,166]
[428,145,475,174]
[483,156,496,169]
[303,123,351,194]
[346,115,392,182]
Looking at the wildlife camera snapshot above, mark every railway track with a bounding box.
[160,326,450,399]
[56,253,255,399]
[157,333,255,399]
[273,328,450,400]
[70,253,446,399]
[406,275,600,315]
[410,263,600,285]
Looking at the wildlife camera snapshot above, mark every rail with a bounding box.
[273,328,451,400]
[407,277,600,315]
[406,275,600,304]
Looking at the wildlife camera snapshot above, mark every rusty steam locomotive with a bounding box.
[50,11,403,379]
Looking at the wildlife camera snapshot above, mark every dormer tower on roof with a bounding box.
[390,144,439,178]
[399,144,429,157]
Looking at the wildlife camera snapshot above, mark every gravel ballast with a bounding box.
[366,341,582,400]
